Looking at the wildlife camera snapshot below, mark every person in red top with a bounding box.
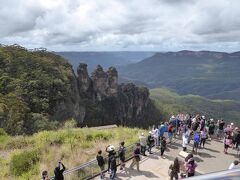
[168,123,174,144]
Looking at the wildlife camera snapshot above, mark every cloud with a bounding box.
[0,0,240,51]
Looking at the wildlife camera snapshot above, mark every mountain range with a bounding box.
[55,51,154,72]
[119,50,240,101]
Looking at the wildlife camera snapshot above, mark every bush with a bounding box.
[10,149,40,176]
[0,128,7,136]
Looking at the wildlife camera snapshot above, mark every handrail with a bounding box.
[50,142,136,180]
[187,168,240,180]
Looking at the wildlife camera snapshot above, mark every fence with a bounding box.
[50,143,137,180]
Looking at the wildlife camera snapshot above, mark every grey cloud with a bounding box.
[0,0,240,51]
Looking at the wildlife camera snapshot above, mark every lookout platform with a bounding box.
[95,138,239,179]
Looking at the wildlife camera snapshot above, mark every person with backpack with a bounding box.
[160,136,167,158]
[169,157,180,180]
[109,151,117,179]
[200,128,208,148]
[130,143,141,171]
[118,141,126,170]
[54,161,66,180]
[147,131,154,154]
[224,134,232,154]
[185,158,197,177]
[193,132,200,154]
[96,150,105,179]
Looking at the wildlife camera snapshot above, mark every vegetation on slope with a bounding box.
[150,87,240,124]
[119,51,240,101]
[0,123,147,179]
[0,45,77,135]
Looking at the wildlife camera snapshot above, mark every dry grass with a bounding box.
[0,126,148,179]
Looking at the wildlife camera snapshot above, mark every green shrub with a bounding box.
[10,149,40,176]
[85,134,93,141]
[0,128,7,136]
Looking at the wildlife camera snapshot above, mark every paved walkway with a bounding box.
[95,137,240,180]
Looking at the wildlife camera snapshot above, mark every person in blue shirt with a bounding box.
[193,132,201,154]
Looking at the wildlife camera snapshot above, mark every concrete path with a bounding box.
[95,137,240,180]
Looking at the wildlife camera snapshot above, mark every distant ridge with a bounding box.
[119,50,240,101]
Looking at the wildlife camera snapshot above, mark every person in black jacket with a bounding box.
[96,150,105,179]
[118,141,126,170]
[54,162,66,180]
[109,151,117,179]
[147,131,154,154]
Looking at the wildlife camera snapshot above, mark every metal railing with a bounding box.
[50,143,137,180]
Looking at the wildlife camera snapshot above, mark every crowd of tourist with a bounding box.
[41,114,240,180]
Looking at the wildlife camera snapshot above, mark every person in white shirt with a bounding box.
[228,160,239,169]
[139,133,147,156]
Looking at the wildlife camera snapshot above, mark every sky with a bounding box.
[1,0,240,52]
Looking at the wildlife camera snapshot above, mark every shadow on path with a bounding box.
[204,147,220,153]
[116,167,159,179]
[198,152,216,158]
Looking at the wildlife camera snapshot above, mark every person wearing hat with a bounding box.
[106,145,115,173]
[147,131,154,154]
[139,132,147,156]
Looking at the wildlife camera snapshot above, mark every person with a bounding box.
[139,132,147,156]
[185,158,197,177]
[168,123,174,144]
[235,129,240,150]
[160,136,167,158]
[200,128,208,148]
[118,141,126,170]
[96,150,105,179]
[109,150,117,179]
[130,143,141,171]
[147,131,154,154]
[54,162,66,180]
[208,119,215,140]
[169,157,180,180]
[185,153,193,163]
[182,130,189,152]
[232,127,239,148]
[106,145,115,173]
[159,123,165,144]
[218,119,225,139]
[193,132,200,153]
[228,160,239,169]
[153,127,159,147]
[224,134,232,154]
[41,170,49,180]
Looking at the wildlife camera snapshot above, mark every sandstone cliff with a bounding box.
[76,63,160,128]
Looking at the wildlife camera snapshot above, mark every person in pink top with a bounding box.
[185,158,197,177]
[224,134,232,154]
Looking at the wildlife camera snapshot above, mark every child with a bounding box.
[193,132,200,154]
[96,150,105,179]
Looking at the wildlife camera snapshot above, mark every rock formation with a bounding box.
[76,63,160,128]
